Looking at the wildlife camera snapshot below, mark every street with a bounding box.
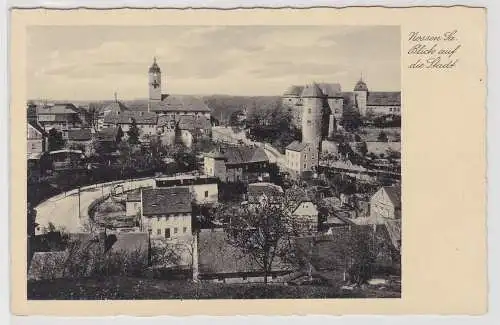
[35,178,155,235]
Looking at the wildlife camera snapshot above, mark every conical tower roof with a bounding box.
[354,77,368,91]
[149,57,161,73]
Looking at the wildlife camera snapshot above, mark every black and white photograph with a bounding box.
[26,25,402,300]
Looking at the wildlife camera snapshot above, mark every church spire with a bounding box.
[149,57,161,73]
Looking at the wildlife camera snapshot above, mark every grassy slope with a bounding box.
[28,276,400,300]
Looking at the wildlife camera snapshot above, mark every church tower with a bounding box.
[149,57,162,103]
[353,74,368,116]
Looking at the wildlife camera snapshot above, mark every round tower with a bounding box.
[149,57,162,102]
[353,76,368,116]
[300,83,324,147]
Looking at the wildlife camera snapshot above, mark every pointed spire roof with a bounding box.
[149,57,161,73]
[354,74,368,91]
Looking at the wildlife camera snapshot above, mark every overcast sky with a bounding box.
[27,25,400,100]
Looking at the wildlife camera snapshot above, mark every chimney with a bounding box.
[114,92,118,103]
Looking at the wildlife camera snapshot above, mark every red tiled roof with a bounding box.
[142,187,192,216]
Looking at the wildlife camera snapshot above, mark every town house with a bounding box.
[370,186,401,221]
[36,103,81,136]
[27,121,47,159]
[140,187,193,242]
[285,141,318,178]
[155,175,219,206]
[204,146,271,183]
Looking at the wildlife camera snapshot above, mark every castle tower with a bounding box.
[282,85,304,128]
[353,75,368,116]
[148,57,162,103]
[300,83,324,149]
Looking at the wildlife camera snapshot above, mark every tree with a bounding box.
[221,197,299,284]
[340,109,363,132]
[355,141,368,157]
[87,103,103,133]
[377,131,389,142]
[116,125,124,144]
[127,119,140,145]
[47,128,65,151]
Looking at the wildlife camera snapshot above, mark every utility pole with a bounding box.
[78,186,81,218]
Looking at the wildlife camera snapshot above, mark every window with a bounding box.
[157,216,161,222]
[308,108,311,114]
[204,190,209,198]
[174,227,178,234]
[307,120,311,125]
[165,228,171,239]
[304,154,307,160]
[242,276,247,281]
[183,227,187,233]
[304,163,307,169]
[157,229,162,235]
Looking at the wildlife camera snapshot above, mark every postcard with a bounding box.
[10,6,486,316]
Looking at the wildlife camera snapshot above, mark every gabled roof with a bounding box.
[247,182,284,203]
[36,103,78,115]
[286,141,310,152]
[142,187,192,216]
[178,115,212,131]
[103,110,158,125]
[222,146,269,165]
[301,83,324,98]
[150,95,211,113]
[126,189,142,202]
[198,230,292,275]
[109,232,149,255]
[67,128,92,141]
[283,85,304,97]
[28,121,46,136]
[205,148,227,160]
[102,101,129,114]
[383,186,401,208]
[318,83,342,97]
[367,92,401,106]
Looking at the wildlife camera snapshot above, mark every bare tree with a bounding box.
[221,198,300,284]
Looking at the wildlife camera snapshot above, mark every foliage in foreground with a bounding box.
[27,276,401,300]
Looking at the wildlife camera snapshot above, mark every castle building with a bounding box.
[352,77,401,117]
[282,77,401,127]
